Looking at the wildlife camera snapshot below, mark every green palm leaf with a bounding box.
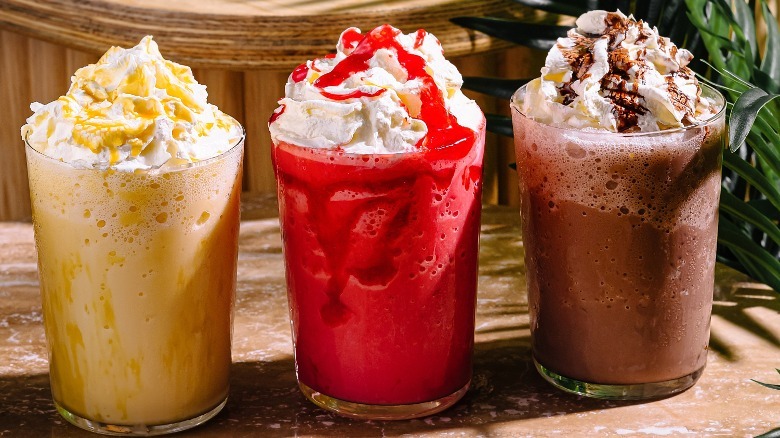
[450,17,568,50]
[749,199,780,221]
[728,0,758,57]
[753,369,780,391]
[760,1,780,88]
[755,427,780,438]
[509,0,589,16]
[749,117,780,175]
[463,77,529,100]
[718,218,780,291]
[730,88,780,152]
[752,69,780,94]
[635,0,673,24]
[486,114,513,137]
[722,151,780,213]
[720,191,780,247]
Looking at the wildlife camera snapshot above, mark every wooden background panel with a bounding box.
[243,70,289,194]
[495,46,546,207]
[191,69,248,186]
[64,49,98,82]
[453,52,500,205]
[191,69,246,127]
[0,33,98,222]
[1,30,33,222]
[28,38,68,104]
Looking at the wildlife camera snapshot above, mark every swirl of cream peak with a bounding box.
[22,36,242,171]
[520,10,715,132]
[268,24,483,154]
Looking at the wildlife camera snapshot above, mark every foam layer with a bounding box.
[513,113,725,232]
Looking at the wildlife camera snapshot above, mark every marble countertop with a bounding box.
[2,194,779,437]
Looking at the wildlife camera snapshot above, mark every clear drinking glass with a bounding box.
[272,120,485,419]
[511,84,726,400]
[25,131,244,435]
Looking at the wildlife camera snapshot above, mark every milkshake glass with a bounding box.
[510,10,728,400]
[22,36,244,434]
[269,24,486,419]
[273,124,484,419]
[512,82,725,399]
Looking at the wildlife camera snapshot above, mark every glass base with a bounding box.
[534,357,704,400]
[54,397,227,436]
[299,380,470,420]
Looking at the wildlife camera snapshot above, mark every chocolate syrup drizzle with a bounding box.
[556,12,697,132]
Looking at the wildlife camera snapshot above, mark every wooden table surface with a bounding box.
[2,194,779,437]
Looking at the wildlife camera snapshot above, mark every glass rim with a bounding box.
[24,121,245,174]
[509,82,726,137]
[271,115,486,158]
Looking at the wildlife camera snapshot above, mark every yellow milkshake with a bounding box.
[22,36,244,435]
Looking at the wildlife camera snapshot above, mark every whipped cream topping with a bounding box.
[520,10,714,132]
[22,36,242,171]
[269,24,482,153]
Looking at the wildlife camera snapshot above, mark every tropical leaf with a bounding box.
[463,77,530,100]
[752,68,780,94]
[634,0,668,23]
[486,114,513,137]
[755,427,780,438]
[718,218,780,292]
[760,1,780,88]
[731,0,758,58]
[749,117,780,176]
[509,0,589,16]
[688,0,734,76]
[722,151,780,213]
[450,17,568,50]
[711,0,741,32]
[720,191,780,247]
[728,87,780,152]
[749,199,780,221]
[752,369,780,391]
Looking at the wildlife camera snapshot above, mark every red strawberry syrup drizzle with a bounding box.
[268,104,286,125]
[319,88,386,100]
[303,24,475,149]
[339,27,364,53]
[291,63,309,83]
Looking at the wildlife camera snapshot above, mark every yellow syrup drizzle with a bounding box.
[60,36,212,164]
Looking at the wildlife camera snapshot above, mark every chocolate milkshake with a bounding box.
[511,11,726,399]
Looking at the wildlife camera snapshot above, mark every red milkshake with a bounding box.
[269,25,485,418]
[512,11,727,399]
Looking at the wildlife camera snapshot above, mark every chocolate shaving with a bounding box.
[560,82,576,106]
[605,86,647,132]
[665,76,692,115]
[560,34,596,80]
